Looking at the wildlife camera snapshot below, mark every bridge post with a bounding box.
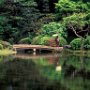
[33,48,36,55]
[12,48,17,54]
[13,48,16,52]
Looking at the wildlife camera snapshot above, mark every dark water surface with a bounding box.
[0,51,90,90]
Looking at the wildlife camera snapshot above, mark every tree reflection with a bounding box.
[0,56,66,90]
[0,53,90,90]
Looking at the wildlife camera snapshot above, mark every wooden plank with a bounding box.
[13,44,63,52]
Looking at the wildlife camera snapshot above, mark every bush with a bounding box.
[40,36,51,45]
[32,35,67,47]
[32,35,56,46]
[8,38,14,44]
[70,38,81,50]
[31,36,42,45]
[32,35,59,46]
[0,44,3,50]
[84,36,90,49]
[42,36,68,47]
[19,37,31,44]
[0,40,11,48]
[59,37,67,46]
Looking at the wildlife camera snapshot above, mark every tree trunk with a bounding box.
[80,37,84,50]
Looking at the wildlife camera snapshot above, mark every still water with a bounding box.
[0,51,90,90]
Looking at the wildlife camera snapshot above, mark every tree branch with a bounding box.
[77,29,89,34]
[77,26,90,33]
[0,12,10,15]
[69,25,83,38]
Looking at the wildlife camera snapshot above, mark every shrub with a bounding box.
[0,44,3,50]
[8,38,14,44]
[32,35,67,47]
[0,40,11,48]
[32,35,57,46]
[40,36,51,45]
[59,37,67,46]
[19,37,31,44]
[31,36,42,45]
[70,38,81,50]
[42,36,68,47]
[84,36,90,49]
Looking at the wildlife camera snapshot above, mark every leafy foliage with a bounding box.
[0,0,90,50]
[55,0,90,49]
[41,22,67,38]
[32,35,42,45]
[84,36,90,49]
[56,0,90,31]
[32,35,67,47]
[56,0,90,17]
[63,13,87,30]
[19,37,31,44]
[0,40,11,49]
[0,0,4,5]
[0,44,3,50]
[70,38,81,50]
[32,35,52,45]
[58,37,67,46]
[40,36,51,45]
[70,36,90,50]
[0,0,55,43]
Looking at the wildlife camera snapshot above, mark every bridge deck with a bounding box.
[13,44,63,52]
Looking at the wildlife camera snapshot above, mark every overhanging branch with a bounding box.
[69,25,83,38]
[77,29,89,33]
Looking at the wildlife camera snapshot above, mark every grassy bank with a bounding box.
[64,49,90,57]
[0,49,16,56]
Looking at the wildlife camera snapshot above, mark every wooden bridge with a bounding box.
[13,44,63,54]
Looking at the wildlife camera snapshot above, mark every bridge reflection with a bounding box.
[14,53,62,71]
[14,53,61,60]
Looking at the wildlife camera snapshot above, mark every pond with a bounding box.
[0,50,90,90]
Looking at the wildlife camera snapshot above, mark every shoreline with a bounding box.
[64,49,90,57]
[0,49,16,56]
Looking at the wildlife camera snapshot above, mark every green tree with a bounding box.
[63,13,90,49]
[55,0,90,49]
[41,22,67,38]
[56,0,90,18]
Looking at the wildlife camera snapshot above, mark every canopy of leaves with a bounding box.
[56,0,90,16]
[0,0,56,43]
[55,0,90,39]
[41,22,67,38]
[0,0,90,47]
[0,0,4,5]
[63,13,87,30]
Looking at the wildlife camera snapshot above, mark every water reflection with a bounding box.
[56,64,62,72]
[14,53,62,72]
[0,52,90,90]
[6,85,13,90]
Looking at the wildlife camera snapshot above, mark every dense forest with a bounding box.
[0,0,90,50]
